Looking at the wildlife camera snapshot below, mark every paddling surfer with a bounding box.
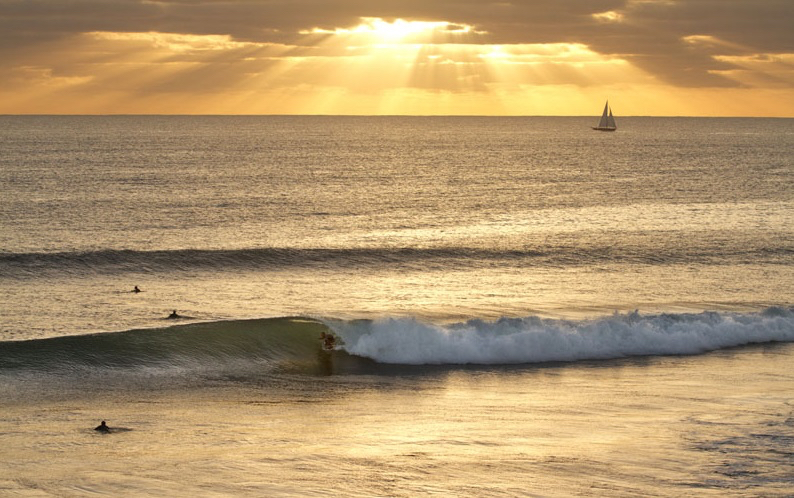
[95,420,111,433]
[167,310,180,319]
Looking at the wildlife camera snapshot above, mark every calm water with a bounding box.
[1,116,793,495]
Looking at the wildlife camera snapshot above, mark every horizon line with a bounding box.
[2,114,793,119]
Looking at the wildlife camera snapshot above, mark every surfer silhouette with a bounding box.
[95,420,111,433]
[133,286,141,293]
[167,310,180,319]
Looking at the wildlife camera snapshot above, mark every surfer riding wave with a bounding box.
[320,331,336,350]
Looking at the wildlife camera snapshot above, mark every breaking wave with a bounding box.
[0,309,791,381]
[325,307,794,365]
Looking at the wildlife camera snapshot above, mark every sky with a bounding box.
[1,0,793,116]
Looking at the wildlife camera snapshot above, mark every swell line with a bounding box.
[1,245,790,277]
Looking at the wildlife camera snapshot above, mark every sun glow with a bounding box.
[0,20,647,115]
[302,17,479,43]
[3,12,792,116]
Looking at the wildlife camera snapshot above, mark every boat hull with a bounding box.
[592,127,617,132]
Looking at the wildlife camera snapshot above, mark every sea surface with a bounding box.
[1,116,793,496]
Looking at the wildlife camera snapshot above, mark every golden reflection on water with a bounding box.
[2,343,792,495]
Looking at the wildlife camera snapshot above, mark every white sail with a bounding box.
[598,102,610,128]
[593,100,616,131]
[606,108,616,129]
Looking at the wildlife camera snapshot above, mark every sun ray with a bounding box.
[4,11,790,116]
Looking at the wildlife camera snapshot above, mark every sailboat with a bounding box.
[592,100,617,131]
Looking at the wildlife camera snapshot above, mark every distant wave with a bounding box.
[1,245,790,277]
[0,309,791,379]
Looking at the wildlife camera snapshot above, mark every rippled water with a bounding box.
[1,116,792,495]
[1,116,792,338]
[2,342,793,496]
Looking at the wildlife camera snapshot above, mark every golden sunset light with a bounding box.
[0,1,792,115]
[2,2,794,496]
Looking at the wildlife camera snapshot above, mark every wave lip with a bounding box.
[328,308,794,365]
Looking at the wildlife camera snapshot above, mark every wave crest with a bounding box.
[328,308,794,365]
[1,310,791,378]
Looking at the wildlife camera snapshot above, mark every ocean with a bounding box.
[1,115,792,496]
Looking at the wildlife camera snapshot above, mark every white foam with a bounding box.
[327,308,794,365]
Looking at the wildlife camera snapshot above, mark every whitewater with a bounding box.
[1,116,792,495]
[332,308,794,365]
